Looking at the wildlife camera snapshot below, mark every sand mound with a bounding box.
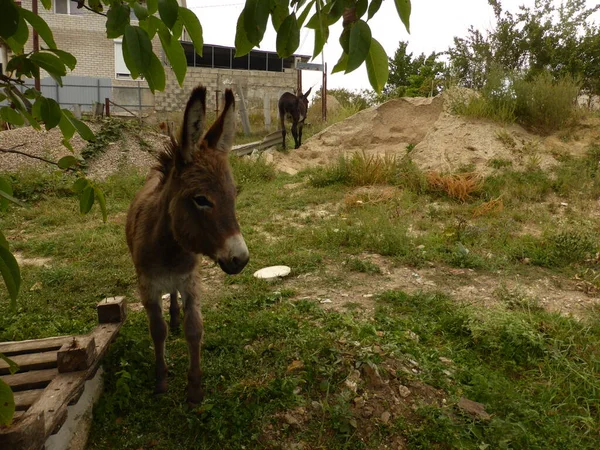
[272,96,444,175]
[273,93,600,176]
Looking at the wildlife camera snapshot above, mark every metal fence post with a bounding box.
[138,81,142,113]
[55,81,60,107]
[97,78,100,105]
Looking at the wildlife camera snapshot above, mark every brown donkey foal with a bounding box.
[126,86,249,403]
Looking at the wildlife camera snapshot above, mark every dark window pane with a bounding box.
[195,45,212,68]
[55,0,67,14]
[249,51,266,71]
[213,47,230,69]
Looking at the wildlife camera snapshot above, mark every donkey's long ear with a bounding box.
[204,89,236,152]
[303,87,312,98]
[180,86,207,163]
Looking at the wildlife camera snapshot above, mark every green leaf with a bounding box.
[355,0,368,19]
[327,0,344,24]
[44,49,77,71]
[132,2,149,21]
[80,186,95,214]
[394,0,411,33]
[157,28,187,86]
[0,229,8,250]
[179,7,203,56]
[88,0,103,13]
[0,107,24,127]
[0,244,21,306]
[40,0,51,9]
[121,32,140,79]
[63,110,96,141]
[94,187,108,223]
[106,4,131,39]
[271,0,289,31]
[0,353,19,375]
[62,138,74,152]
[146,0,158,14]
[158,0,179,29]
[367,0,383,20]
[346,20,371,73]
[123,25,153,75]
[0,189,26,208]
[0,378,15,427]
[58,155,79,170]
[72,178,90,194]
[40,98,62,130]
[331,51,348,73]
[5,15,29,54]
[20,7,57,49]
[276,14,300,58]
[234,11,254,57]
[243,0,270,45]
[171,17,183,40]
[58,111,76,140]
[313,19,329,59]
[0,177,12,212]
[365,37,388,93]
[0,0,20,39]
[30,52,67,85]
[297,0,315,27]
[144,52,166,93]
[339,27,350,53]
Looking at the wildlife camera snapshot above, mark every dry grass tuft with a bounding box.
[472,197,504,218]
[426,171,483,202]
[343,186,398,209]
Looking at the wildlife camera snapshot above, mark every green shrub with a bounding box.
[513,72,581,134]
[229,154,276,186]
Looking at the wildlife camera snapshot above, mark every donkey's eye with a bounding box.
[193,196,213,208]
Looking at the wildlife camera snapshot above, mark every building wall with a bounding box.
[155,67,298,114]
[17,2,299,115]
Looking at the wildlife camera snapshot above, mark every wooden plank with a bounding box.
[0,336,71,356]
[0,410,45,450]
[13,389,44,411]
[27,323,122,437]
[1,368,58,391]
[0,351,57,375]
[97,297,127,323]
[57,336,96,373]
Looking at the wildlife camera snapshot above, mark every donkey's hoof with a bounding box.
[186,387,204,404]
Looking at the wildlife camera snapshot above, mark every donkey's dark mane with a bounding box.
[154,135,179,181]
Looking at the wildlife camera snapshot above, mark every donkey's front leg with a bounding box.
[143,298,169,394]
[182,281,204,404]
[291,121,300,149]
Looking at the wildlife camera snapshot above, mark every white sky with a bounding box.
[186,0,599,93]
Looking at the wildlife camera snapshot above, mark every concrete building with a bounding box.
[10,0,309,115]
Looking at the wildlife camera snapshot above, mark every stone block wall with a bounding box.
[155,66,298,116]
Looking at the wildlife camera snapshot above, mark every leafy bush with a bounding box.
[513,72,581,134]
[229,154,276,186]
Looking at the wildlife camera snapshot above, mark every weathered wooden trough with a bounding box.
[0,297,126,450]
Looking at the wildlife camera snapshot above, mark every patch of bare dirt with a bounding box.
[280,253,599,319]
[13,252,52,268]
[0,121,168,180]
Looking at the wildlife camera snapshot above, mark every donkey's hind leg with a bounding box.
[280,115,287,149]
[181,277,204,404]
[169,291,181,331]
[291,121,300,149]
[143,290,169,395]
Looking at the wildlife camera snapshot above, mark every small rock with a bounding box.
[405,331,419,342]
[398,385,411,398]
[361,364,384,387]
[320,298,332,304]
[439,357,453,365]
[380,411,391,424]
[284,413,300,427]
[344,379,358,392]
[560,202,568,207]
[353,396,365,408]
[311,401,321,411]
[416,244,425,250]
[362,294,373,298]
[457,397,491,421]
[30,281,42,292]
[362,406,374,418]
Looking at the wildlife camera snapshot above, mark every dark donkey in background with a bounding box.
[278,87,312,149]
[126,85,249,403]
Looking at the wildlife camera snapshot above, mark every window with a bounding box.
[54,0,85,15]
[114,41,130,79]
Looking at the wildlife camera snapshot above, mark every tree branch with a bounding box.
[0,145,77,171]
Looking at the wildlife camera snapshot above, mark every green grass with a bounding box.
[1,143,600,448]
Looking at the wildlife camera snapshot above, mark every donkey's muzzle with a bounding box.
[217,234,249,275]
